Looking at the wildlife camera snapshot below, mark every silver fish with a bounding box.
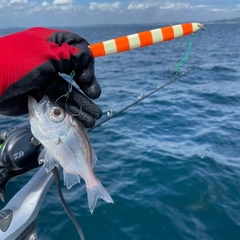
[28,95,113,213]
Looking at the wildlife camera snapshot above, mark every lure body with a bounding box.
[90,23,205,57]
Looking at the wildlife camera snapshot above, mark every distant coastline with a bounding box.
[1,17,240,30]
[205,17,240,24]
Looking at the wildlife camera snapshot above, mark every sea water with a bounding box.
[0,23,240,239]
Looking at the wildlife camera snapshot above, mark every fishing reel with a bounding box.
[0,125,43,202]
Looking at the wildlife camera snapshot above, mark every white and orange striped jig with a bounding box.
[89,23,205,58]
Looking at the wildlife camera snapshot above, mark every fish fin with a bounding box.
[92,148,98,168]
[44,151,59,173]
[38,148,47,165]
[63,169,80,189]
[86,179,113,214]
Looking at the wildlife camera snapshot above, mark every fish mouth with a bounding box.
[39,95,50,104]
[28,95,38,118]
[28,95,50,119]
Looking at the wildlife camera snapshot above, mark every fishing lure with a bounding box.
[89,23,205,57]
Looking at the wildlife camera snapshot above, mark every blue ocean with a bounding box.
[0,23,240,239]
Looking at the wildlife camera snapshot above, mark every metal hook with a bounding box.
[55,70,83,117]
[165,67,180,82]
[55,96,83,117]
[68,105,83,117]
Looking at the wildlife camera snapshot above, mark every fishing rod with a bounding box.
[88,60,207,132]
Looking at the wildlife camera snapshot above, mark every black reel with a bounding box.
[0,125,43,202]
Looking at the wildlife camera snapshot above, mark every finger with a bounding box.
[74,58,95,85]
[78,77,101,99]
[53,36,102,100]
[73,59,101,99]
[48,31,88,46]
[71,42,94,81]
[66,85,102,119]
[66,105,96,128]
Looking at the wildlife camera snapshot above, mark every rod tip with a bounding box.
[198,23,206,30]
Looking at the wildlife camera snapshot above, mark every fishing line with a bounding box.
[176,34,195,71]
[55,71,75,102]
[165,33,195,82]
[55,71,83,117]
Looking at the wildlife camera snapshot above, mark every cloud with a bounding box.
[159,2,190,10]
[158,2,209,10]
[89,2,121,12]
[127,1,163,10]
[0,0,34,17]
[0,0,239,28]
[127,3,150,10]
[10,0,28,4]
[52,0,73,5]
[208,8,227,12]
[41,1,49,7]
[127,2,209,11]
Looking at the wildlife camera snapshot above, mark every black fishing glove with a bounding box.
[0,27,102,128]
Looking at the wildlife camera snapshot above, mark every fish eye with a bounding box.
[49,107,65,122]
[53,108,61,116]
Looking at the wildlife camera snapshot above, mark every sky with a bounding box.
[0,0,240,28]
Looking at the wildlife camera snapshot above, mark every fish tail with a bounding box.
[86,179,113,214]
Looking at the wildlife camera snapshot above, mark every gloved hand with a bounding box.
[0,27,102,128]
